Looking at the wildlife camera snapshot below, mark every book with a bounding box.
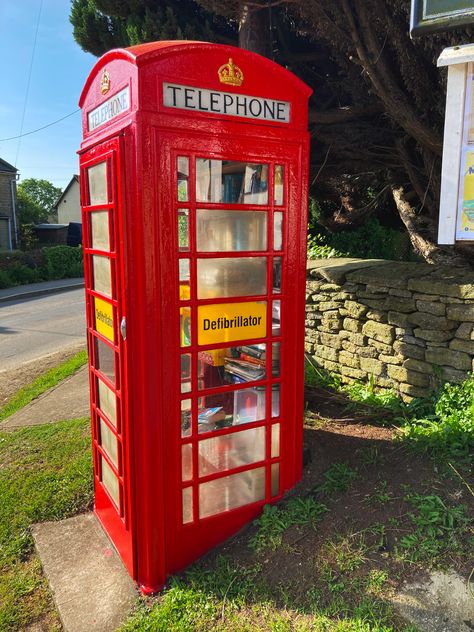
[198,407,226,424]
[224,358,265,381]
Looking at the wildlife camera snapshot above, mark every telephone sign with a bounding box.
[79,40,311,593]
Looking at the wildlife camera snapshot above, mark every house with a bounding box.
[54,175,81,225]
[0,157,18,250]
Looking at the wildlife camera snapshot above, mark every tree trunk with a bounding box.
[238,3,273,58]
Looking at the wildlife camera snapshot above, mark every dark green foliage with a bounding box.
[308,218,417,262]
[0,246,84,289]
[41,246,84,279]
[70,0,236,57]
[402,377,474,462]
[16,179,62,225]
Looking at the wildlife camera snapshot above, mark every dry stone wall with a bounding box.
[305,259,474,401]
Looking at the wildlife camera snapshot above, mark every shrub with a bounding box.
[308,218,417,262]
[41,246,84,279]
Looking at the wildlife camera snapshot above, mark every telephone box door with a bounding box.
[157,132,306,574]
[80,137,133,576]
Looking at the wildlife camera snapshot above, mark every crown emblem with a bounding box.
[100,69,111,95]
[218,58,244,87]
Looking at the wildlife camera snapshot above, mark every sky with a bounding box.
[0,0,96,190]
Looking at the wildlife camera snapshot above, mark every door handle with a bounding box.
[120,316,127,340]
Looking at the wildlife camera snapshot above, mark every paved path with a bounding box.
[1,366,90,430]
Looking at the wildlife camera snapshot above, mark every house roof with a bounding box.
[53,174,79,210]
[0,157,18,173]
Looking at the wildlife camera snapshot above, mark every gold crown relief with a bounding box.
[100,69,111,95]
[218,58,244,87]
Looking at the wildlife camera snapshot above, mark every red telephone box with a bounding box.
[79,41,311,593]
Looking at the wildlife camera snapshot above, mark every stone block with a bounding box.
[367,339,393,354]
[415,300,446,316]
[389,288,413,298]
[319,283,341,291]
[305,342,314,354]
[446,304,474,322]
[379,354,402,365]
[321,359,339,373]
[306,330,319,343]
[341,340,377,357]
[407,312,455,330]
[366,310,388,323]
[387,365,430,387]
[388,311,411,328]
[318,301,343,311]
[425,348,472,371]
[362,320,395,344]
[358,291,387,300]
[344,300,368,318]
[403,358,434,374]
[343,317,363,333]
[313,344,339,362]
[339,351,360,369]
[449,338,474,354]
[345,332,367,346]
[454,323,474,340]
[398,383,431,398]
[413,329,453,342]
[441,366,468,383]
[359,357,384,375]
[384,296,416,312]
[398,333,425,346]
[319,332,344,350]
[340,365,365,379]
[393,340,426,360]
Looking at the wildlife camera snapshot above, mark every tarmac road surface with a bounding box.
[0,288,86,372]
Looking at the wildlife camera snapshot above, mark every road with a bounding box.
[0,289,86,372]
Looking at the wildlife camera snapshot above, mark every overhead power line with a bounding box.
[0,109,81,142]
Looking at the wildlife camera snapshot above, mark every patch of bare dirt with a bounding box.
[0,343,86,406]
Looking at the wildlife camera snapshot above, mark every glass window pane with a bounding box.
[198,426,266,477]
[93,255,112,297]
[199,467,266,518]
[179,258,190,285]
[182,444,193,481]
[271,423,280,458]
[88,162,107,205]
[198,344,266,389]
[272,342,280,377]
[181,354,192,394]
[271,463,280,497]
[91,211,110,251]
[101,456,120,508]
[96,338,115,383]
[100,419,119,468]
[272,385,280,418]
[273,257,281,293]
[182,487,193,524]
[196,159,269,205]
[272,300,281,336]
[197,386,266,434]
[97,378,117,427]
[196,210,267,252]
[178,157,189,202]
[197,257,267,299]
[180,307,191,347]
[274,212,283,251]
[181,399,191,437]
[178,209,189,251]
[274,165,284,205]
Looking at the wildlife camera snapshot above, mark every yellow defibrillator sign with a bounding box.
[198,301,267,345]
[94,297,114,343]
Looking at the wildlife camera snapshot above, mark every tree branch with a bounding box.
[309,103,383,125]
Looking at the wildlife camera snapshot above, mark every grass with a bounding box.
[0,349,88,422]
[0,419,93,630]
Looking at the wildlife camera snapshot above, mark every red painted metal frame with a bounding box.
[79,40,310,593]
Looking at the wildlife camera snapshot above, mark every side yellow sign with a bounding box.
[198,301,267,345]
[94,297,114,343]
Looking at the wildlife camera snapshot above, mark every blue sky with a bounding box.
[0,1,96,190]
